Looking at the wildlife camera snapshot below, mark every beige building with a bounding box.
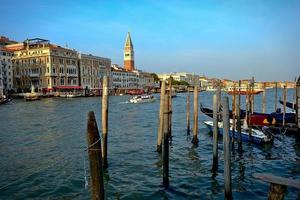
[157,72,200,87]
[78,53,111,91]
[7,38,79,92]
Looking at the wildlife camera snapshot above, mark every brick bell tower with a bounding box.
[124,32,135,71]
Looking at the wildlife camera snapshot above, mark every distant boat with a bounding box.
[226,89,263,95]
[203,120,273,144]
[129,94,155,103]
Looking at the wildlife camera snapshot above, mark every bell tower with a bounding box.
[124,32,135,71]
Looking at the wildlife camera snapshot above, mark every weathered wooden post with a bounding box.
[222,97,232,199]
[237,80,242,151]
[157,81,166,153]
[86,111,105,200]
[163,93,170,187]
[253,173,300,200]
[102,76,109,169]
[297,76,300,131]
[186,90,190,134]
[232,83,236,148]
[168,78,172,138]
[262,82,266,113]
[275,82,278,112]
[212,94,219,173]
[247,81,252,136]
[192,85,199,145]
[217,81,221,113]
[251,77,255,114]
[283,84,287,127]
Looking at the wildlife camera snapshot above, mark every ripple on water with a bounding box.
[0,90,299,199]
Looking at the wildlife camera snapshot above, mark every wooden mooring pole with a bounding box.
[186,90,190,134]
[237,80,242,151]
[168,79,172,138]
[102,76,109,169]
[192,85,199,145]
[157,81,166,153]
[212,94,219,173]
[251,77,255,114]
[163,93,170,187]
[253,173,300,200]
[283,84,287,127]
[86,111,105,200]
[297,76,300,131]
[232,83,236,148]
[275,82,278,112]
[222,97,232,199]
[262,82,266,113]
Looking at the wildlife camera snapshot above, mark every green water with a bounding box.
[0,89,299,199]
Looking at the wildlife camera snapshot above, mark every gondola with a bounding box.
[279,100,296,110]
[200,104,296,126]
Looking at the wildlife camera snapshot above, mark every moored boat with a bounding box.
[279,100,296,110]
[203,120,273,144]
[0,96,12,105]
[24,85,40,101]
[200,104,295,125]
[129,94,155,103]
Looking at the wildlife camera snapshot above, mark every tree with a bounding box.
[150,73,160,82]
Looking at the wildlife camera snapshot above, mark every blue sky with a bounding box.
[1,0,299,81]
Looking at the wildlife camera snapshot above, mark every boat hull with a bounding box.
[203,121,272,144]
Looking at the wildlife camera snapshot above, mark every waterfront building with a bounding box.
[78,53,111,92]
[111,64,138,89]
[7,38,79,92]
[124,32,135,71]
[0,36,17,46]
[157,72,200,87]
[0,47,14,93]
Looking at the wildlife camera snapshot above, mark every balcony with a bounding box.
[30,73,40,77]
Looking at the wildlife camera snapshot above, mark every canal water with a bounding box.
[0,89,299,199]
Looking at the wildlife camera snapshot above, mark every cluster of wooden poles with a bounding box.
[84,76,300,200]
[157,79,235,199]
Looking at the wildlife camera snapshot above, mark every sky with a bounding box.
[0,0,299,81]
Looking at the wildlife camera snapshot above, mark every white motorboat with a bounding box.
[129,94,156,103]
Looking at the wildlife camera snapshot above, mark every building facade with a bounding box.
[124,32,134,71]
[0,47,14,93]
[78,53,111,91]
[157,72,200,87]
[111,64,138,89]
[8,38,79,92]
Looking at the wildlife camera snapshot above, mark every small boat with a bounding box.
[203,120,273,144]
[129,94,155,103]
[0,96,12,105]
[24,85,40,101]
[279,100,296,110]
[226,87,263,95]
[127,89,145,95]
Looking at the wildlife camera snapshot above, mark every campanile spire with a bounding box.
[124,32,135,71]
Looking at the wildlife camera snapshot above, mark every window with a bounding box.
[61,78,65,85]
